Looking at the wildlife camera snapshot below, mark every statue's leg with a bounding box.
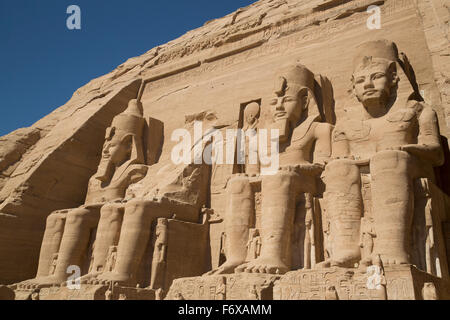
[371,150,414,265]
[89,203,124,274]
[18,210,67,287]
[318,159,363,268]
[36,210,67,278]
[22,207,100,288]
[206,174,254,275]
[52,207,100,283]
[236,168,298,274]
[97,199,171,286]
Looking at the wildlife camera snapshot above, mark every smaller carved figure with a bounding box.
[105,246,118,273]
[359,217,376,268]
[366,255,387,300]
[150,218,169,290]
[215,277,227,300]
[220,232,227,260]
[248,284,260,300]
[422,282,438,300]
[31,289,40,301]
[49,253,58,275]
[105,288,112,300]
[304,194,315,269]
[155,288,165,300]
[325,286,339,300]
[246,229,262,261]
[242,102,261,176]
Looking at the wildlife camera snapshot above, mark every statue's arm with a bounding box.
[313,123,334,164]
[401,106,444,166]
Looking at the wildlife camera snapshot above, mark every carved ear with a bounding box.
[304,88,321,121]
[298,87,309,110]
[120,134,133,152]
[388,61,400,88]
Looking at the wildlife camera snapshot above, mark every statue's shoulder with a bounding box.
[386,100,424,123]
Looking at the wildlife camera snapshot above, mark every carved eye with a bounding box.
[372,73,385,80]
[355,77,365,84]
[284,96,296,102]
[270,99,278,105]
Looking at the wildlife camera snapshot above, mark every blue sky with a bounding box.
[0,0,255,136]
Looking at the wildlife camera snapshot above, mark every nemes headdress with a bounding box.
[274,64,315,96]
[109,99,146,165]
[111,99,145,138]
[352,39,421,101]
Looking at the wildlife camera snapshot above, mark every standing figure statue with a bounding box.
[242,102,261,176]
[150,218,169,290]
[320,40,444,268]
[246,229,262,261]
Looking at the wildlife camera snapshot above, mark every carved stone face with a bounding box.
[101,131,131,167]
[269,86,306,142]
[353,60,395,107]
[244,102,260,126]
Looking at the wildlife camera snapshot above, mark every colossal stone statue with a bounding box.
[208,64,334,275]
[78,114,212,287]
[320,40,446,272]
[18,99,148,288]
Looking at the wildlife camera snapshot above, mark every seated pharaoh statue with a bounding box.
[77,113,213,287]
[17,99,149,289]
[207,64,335,275]
[319,40,448,277]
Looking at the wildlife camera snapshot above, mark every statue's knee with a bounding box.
[66,208,91,225]
[323,159,359,185]
[124,198,148,217]
[371,150,411,174]
[262,169,297,190]
[227,175,251,195]
[46,211,67,229]
[100,203,121,221]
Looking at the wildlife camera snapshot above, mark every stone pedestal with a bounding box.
[14,284,156,300]
[165,265,450,300]
[274,265,450,300]
[166,274,280,300]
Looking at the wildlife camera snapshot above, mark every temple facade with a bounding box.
[0,0,449,300]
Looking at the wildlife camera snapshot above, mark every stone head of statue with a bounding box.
[249,228,260,238]
[96,99,145,182]
[352,40,400,117]
[244,102,260,127]
[270,64,316,143]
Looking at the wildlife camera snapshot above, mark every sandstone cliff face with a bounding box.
[0,0,449,284]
